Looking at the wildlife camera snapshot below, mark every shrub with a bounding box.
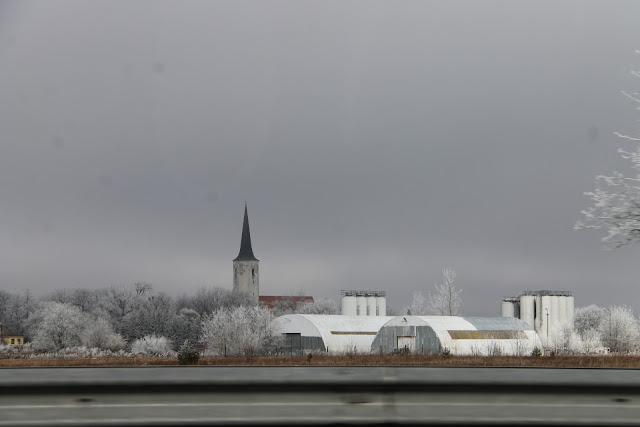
[531,346,542,357]
[441,347,451,357]
[131,335,174,357]
[177,340,200,365]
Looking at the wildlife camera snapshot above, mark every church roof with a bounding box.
[234,204,258,262]
[259,296,314,309]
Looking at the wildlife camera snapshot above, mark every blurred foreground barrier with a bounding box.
[1,366,639,426]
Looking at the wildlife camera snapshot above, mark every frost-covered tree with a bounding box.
[46,288,101,313]
[80,317,125,350]
[99,283,151,331]
[201,306,281,356]
[405,291,428,316]
[27,302,89,351]
[5,290,37,338]
[295,298,339,315]
[167,308,202,350]
[27,302,126,352]
[428,268,462,316]
[121,293,173,341]
[602,305,640,353]
[576,52,640,248]
[175,287,254,318]
[574,305,607,338]
[131,335,174,356]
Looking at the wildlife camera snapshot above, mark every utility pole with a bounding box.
[545,308,549,349]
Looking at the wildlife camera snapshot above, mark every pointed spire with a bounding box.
[234,203,258,261]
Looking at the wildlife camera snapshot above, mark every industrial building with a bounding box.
[273,314,541,355]
[340,290,387,316]
[501,291,574,343]
[273,314,394,354]
[372,316,541,356]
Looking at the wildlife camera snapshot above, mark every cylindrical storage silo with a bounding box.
[520,295,535,329]
[566,296,575,327]
[558,296,567,325]
[366,296,377,316]
[356,296,367,316]
[540,295,552,342]
[501,301,515,317]
[376,296,386,316]
[341,295,357,316]
[551,296,559,327]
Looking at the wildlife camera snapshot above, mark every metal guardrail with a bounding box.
[0,366,638,425]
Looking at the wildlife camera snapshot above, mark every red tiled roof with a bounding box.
[259,296,314,309]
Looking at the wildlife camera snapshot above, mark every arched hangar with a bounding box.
[371,316,542,355]
[273,314,394,354]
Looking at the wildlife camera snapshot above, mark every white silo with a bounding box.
[501,300,515,317]
[540,295,553,341]
[566,296,575,326]
[376,296,386,316]
[341,295,357,316]
[551,296,559,327]
[356,295,367,316]
[366,296,377,317]
[520,295,535,329]
[558,296,568,325]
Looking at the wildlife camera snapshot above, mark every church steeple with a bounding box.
[233,203,259,303]
[234,203,258,261]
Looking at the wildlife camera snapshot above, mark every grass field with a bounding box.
[1,354,639,368]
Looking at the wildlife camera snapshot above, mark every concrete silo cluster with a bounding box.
[501,291,574,342]
[340,290,387,316]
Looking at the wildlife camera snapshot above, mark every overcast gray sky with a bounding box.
[1,1,640,315]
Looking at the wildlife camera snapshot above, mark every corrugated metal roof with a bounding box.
[375,316,543,356]
[273,315,394,354]
[463,316,534,331]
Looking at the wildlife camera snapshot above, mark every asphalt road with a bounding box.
[1,366,639,426]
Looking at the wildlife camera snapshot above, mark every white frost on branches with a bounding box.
[428,268,462,316]
[405,291,428,316]
[200,306,282,356]
[603,305,640,353]
[131,335,174,356]
[27,302,124,352]
[576,54,640,248]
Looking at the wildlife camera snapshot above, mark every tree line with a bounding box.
[0,284,337,355]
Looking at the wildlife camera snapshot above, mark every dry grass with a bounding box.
[3,354,640,368]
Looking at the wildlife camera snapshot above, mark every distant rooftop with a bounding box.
[521,290,572,297]
[259,296,314,309]
[341,290,386,297]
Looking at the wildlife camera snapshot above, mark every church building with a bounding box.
[232,204,314,308]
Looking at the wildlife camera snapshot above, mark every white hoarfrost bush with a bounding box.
[131,335,174,356]
[80,317,125,351]
[201,306,282,356]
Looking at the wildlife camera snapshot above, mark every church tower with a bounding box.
[233,203,259,303]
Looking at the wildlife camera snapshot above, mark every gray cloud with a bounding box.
[1,1,640,314]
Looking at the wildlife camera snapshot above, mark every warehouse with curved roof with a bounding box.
[371,316,542,356]
[273,314,394,354]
